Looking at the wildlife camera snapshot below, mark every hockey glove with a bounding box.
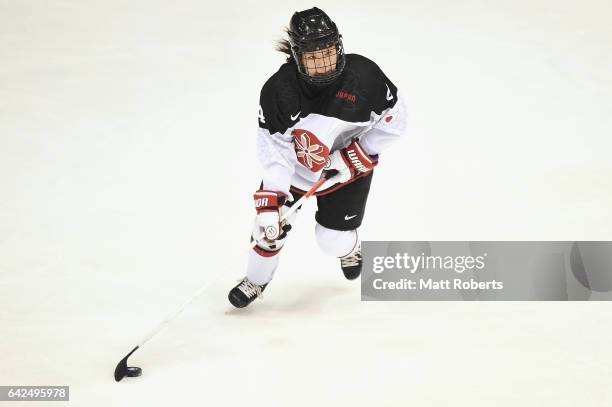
[324,139,378,184]
[253,190,292,241]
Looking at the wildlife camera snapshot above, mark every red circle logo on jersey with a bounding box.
[292,129,329,172]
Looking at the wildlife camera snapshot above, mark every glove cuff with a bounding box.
[344,140,378,173]
[254,190,287,213]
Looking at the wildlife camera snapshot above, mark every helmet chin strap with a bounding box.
[296,69,340,92]
[303,69,343,86]
[309,76,339,86]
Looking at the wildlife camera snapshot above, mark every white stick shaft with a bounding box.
[138,281,214,347]
[135,177,329,349]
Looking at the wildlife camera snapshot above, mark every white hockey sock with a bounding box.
[315,223,359,258]
[245,204,298,286]
[246,248,279,285]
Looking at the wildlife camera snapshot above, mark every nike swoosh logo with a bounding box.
[386,84,393,101]
[291,111,301,121]
[345,214,357,220]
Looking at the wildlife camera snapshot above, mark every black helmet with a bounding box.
[288,7,346,86]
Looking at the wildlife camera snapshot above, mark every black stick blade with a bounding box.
[126,366,142,377]
[114,346,140,382]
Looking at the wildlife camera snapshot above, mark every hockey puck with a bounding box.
[125,367,142,377]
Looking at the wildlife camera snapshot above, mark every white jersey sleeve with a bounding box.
[256,126,297,195]
[359,92,408,156]
[256,77,299,196]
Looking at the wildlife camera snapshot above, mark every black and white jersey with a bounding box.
[257,53,407,195]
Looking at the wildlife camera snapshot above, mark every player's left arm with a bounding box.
[324,66,406,185]
[358,70,407,156]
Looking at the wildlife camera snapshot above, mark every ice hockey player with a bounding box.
[228,7,407,308]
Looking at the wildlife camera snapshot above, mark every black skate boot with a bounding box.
[228,277,268,308]
[340,244,362,280]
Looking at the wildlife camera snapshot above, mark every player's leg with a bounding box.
[314,172,373,279]
[228,196,303,308]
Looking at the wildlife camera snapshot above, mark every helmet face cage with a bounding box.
[292,36,345,86]
[287,8,346,86]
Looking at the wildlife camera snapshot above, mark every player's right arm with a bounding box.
[256,80,297,196]
[253,79,298,241]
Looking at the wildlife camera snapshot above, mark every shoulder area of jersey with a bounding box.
[345,54,391,86]
[344,53,383,73]
[260,62,298,93]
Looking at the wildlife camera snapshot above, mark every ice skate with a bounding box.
[340,243,362,280]
[228,277,268,308]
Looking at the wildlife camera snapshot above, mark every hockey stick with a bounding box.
[114,175,332,382]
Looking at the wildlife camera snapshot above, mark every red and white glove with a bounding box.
[324,139,378,184]
[253,190,290,241]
